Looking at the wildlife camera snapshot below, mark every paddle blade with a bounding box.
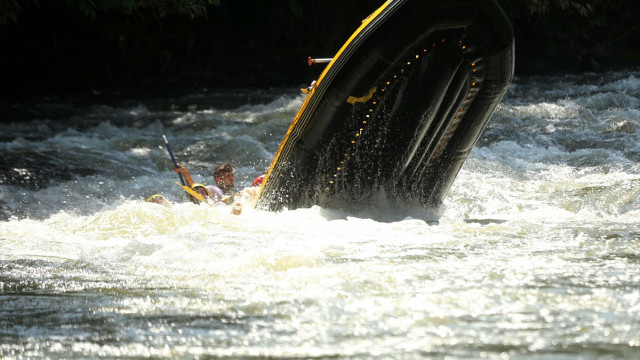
[176,182,204,202]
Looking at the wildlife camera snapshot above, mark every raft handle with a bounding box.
[308,57,333,66]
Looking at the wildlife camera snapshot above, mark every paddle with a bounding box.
[163,134,200,202]
[163,135,186,186]
[176,182,205,202]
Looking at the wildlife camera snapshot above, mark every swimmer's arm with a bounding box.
[173,163,195,187]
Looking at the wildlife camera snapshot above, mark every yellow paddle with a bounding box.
[176,182,204,202]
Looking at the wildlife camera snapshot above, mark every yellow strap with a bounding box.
[347,86,377,104]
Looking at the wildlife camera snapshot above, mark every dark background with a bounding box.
[1,0,639,98]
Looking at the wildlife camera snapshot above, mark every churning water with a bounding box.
[1,71,639,359]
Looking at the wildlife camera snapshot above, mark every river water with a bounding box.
[1,71,639,359]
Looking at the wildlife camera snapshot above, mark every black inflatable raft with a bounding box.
[257,0,514,211]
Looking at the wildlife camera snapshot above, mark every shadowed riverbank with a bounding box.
[1,0,638,98]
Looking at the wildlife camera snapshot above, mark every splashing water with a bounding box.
[1,72,639,358]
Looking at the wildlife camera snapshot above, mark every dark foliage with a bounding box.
[0,0,638,97]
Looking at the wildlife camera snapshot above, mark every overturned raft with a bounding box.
[257,0,515,211]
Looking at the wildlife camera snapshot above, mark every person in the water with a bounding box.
[253,174,265,187]
[212,163,235,197]
[173,162,235,203]
[192,181,242,214]
[239,174,266,207]
[174,162,242,213]
[146,194,171,206]
[189,183,211,204]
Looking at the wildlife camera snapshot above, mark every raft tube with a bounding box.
[257,0,514,211]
